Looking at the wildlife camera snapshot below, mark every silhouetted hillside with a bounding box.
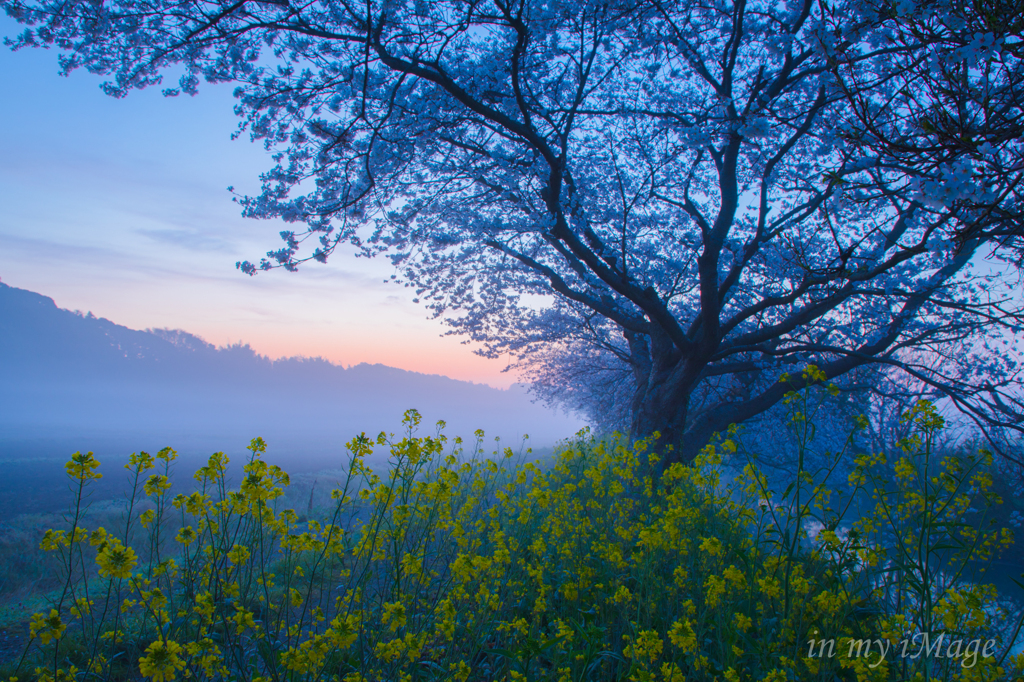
[0,283,583,485]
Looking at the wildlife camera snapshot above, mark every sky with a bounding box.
[0,16,518,388]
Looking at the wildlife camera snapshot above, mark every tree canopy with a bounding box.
[5,0,1022,462]
[833,0,1023,263]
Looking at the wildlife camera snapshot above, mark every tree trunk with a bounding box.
[626,326,742,467]
[629,363,696,467]
[631,383,745,469]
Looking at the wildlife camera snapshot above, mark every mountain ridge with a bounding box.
[1,282,504,389]
[0,282,582,462]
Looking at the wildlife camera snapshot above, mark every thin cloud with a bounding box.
[138,226,233,252]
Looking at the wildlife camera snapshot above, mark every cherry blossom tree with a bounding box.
[4,0,1022,462]
[829,0,1023,264]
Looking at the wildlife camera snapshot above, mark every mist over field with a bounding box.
[0,282,584,519]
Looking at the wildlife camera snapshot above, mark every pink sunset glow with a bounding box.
[0,18,517,388]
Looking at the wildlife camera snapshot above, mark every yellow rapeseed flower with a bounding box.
[96,538,137,579]
[138,639,185,682]
[39,529,69,551]
[144,474,171,497]
[668,619,697,653]
[175,526,196,546]
[382,601,407,631]
[66,451,102,481]
[623,629,664,663]
[29,609,66,645]
[226,544,250,565]
[139,509,156,529]
[126,450,155,472]
[699,536,723,557]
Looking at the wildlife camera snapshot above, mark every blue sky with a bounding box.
[0,16,517,386]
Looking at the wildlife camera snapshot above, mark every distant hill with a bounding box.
[0,283,583,475]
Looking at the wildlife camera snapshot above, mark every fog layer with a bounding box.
[0,283,584,516]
